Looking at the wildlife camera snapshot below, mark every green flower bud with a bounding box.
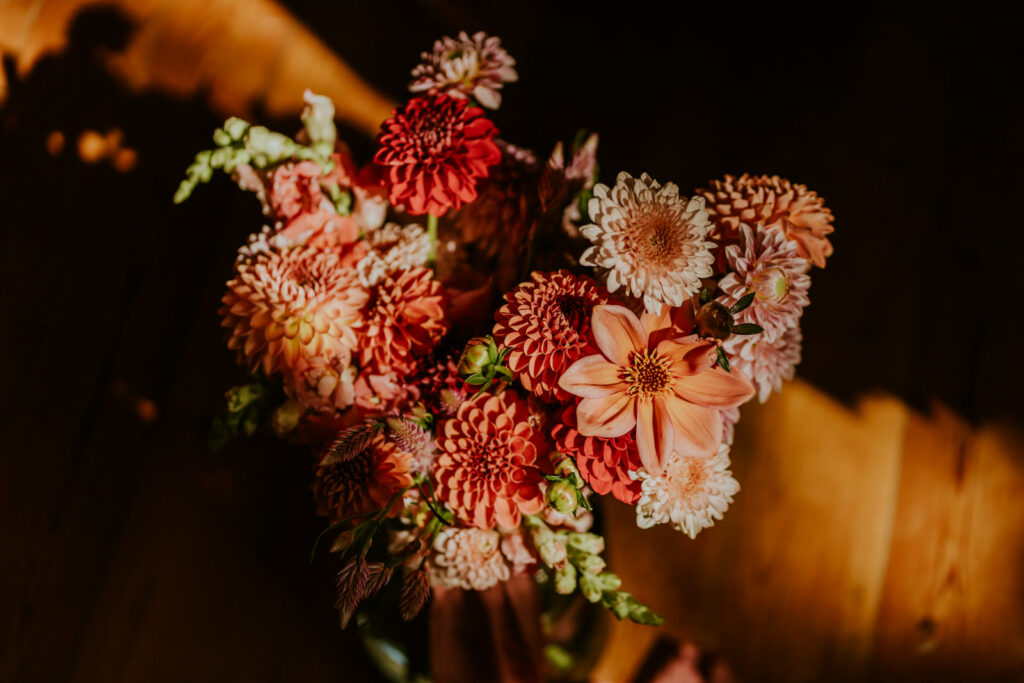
[597,572,621,592]
[578,572,602,603]
[271,398,304,436]
[457,337,493,379]
[212,128,233,147]
[554,562,577,595]
[223,117,250,141]
[226,383,264,412]
[538,535,567,570]
[566,532,605,555]
[570,549,606,575]
[696,301,734,340]
[546,480,579,514]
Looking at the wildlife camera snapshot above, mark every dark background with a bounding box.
[2,1,1022,681]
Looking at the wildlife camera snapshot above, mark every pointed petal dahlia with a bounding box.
[633,441,739,539]
[558,305,755,473]
[434,392,548,529]
[492,270,609,403]
[724,325,802,403]
[220,246,367,376]
[313,432,413,520]
[551,406,643,505]
[429,528,511,590]
[358,267,449,375]
[718,224,811,341]
[580,172,714,315]
[698,174,835,268]
[374,93,501,216]
[409,31,518,110]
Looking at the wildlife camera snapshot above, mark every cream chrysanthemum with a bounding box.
[724,325,802,403]
[409,31,518,110]
[633,442,739,539]
[718,224,811,341]
[356,222,433,288]
[429,528,510,590]
[580,172,714,314]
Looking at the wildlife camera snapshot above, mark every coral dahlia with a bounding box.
[434,392,547,529]
[313,432,412,520]
[409,31,518,110]
[551,406,643,505]
[698,174,835,268]
[358,267,449,375]
[580,172,714,315]
[374,93,501,216]
[221,246,367,376]
[493,270,609,403]
[429,528,511,590]
[724,325,802,403]
[718,224,811,341]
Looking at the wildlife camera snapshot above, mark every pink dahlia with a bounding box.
[718,224,811,341]
[558,305,755,473]
[492,270,609,403]
[551,406,642,505]
[374,93,501,216]
[434,392,547,529]
[409,31,518,110]
[580,172,714,315]
[724,325,802,403]
[313,432,413,520]
[220,246,367,376]
[358,267,449,375]
[698,174,835,268]
[429,528,510,590]
[283,354,357,413]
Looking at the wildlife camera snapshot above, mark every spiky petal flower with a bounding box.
[698,174,835,268]
[551,406,642,505]
[313,432,412,520]
[493,270,609,402]
[429,528,511,590]
[409,31,518,110]
[558,305,755,473]
[385,416,438,475]
[434,392,547,529]
[221,246,367,376]
[633,441,739,538]
[358,267,449,375]
[356,222,433,288]
[374,93,501,216]
[580,172,714,315]
[718,224,811,341]
[724,325,802,403]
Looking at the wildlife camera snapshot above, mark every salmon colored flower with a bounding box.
[434,392,547,529]
[558,304,755,473]
[551,406,642,505]
[313,432,412,520]
[374,93,501,216]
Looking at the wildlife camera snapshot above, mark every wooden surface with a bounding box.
[1,1,1022,681]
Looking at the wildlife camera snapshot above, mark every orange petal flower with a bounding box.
[559,305,755,473]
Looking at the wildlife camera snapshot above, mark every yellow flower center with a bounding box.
[752,267,789,303]
[623,350,673,399]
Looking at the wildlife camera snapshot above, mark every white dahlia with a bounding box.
[356,222,432,288]
[580,172,714,314]
[409,31,518,110]
[724,324,802,403]
[718,224,811,341]
[633,441,739,539]
[429,528,510,591]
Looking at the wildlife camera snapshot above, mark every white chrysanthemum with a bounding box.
[356,222,432,287]
[580,172,714,314]
[724,324,802,403]
[430,528,510,591]
[718,224,811,341]
[409,31,518,110]
[632,442,739,539]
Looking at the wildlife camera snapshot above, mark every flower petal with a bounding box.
[558,355,627,398]
[657,338,717,375]
[635,398,675,474]
[591,304,648,366]
[674,367,756,408]
[577,393,636,438]
[664,398,721,458]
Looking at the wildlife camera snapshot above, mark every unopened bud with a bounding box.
[570,548,606,574]
[546,480,579,514]
[535,531,567,569]
[566,532,605,555]
[554,562,577,594]
[695,301,733,340]
[597,572,621,592]
[271,398,303,435]
[578,572,602,603]
[457,337,493,379]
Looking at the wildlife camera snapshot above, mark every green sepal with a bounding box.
[716,346,731,372]
[730,291,756,314]
[731,323,764,335]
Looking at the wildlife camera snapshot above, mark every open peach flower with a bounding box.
[558,304,755,473]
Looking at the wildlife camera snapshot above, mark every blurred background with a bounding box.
[1,0,1022,681]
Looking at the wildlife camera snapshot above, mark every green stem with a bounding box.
[426,213,439,265]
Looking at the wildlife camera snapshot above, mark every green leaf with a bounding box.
[464,373,488,386]
[730,291,756,314]
[731,323,764,335]
[700,288,711,305]
[716,346,731,372]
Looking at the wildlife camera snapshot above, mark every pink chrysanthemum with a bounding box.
[429,528,510,590]
[434,392,547,529]
[724,325,802,403]
[493,270,609,403]
[220,246,367,376]
[374,94,501,216]
[580,172,714,315]
[358,267,449,375]
[698,174,835,268]
[409,31,518,110]
[718,224,811,341]
[551,406,643,505]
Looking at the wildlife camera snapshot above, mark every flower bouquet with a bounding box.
[177,30,835,680]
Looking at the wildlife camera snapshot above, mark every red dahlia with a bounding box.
[374,93,501,216]
[551,406,643,505]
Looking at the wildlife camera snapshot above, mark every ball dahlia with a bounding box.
[717,224,811,341]
[429,528,511,590]
[409,31,518,110]
[313,432,413,520]
[221,246,367,376]
[580,172,714,315]
[633,441,740,539]
[724,325,802,403]
[358,267,449,375]
[492,270,609,403]
[434,392,547,529]
[551,406,642,505]
[374,93,501,216]
[698,174,835,268]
